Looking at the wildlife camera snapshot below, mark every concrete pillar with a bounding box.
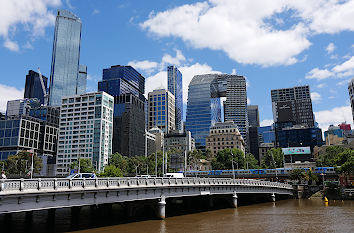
[232,192,238,208]
[271,193,276,202]
[208,196,214,208]
[157,196,166,219]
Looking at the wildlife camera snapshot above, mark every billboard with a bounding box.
[276,101,294,122]
[282,147,311,155]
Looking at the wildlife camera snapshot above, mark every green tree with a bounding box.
[304,170,319,185]
[109,153,129,175]
[316,145,345,167]
[261,148,284,168]
[245,153,259,169]
[211,148,245,170]
[99,165,123,177]
[188,149,205,170]
[339,155,354,175]
[289,168,306,183]
[5,151,42,176]
[70,158,93,173]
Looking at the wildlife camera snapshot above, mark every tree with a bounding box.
[261,148,284,169]
[304,170,319,185]
[211,148,245,170]
[99,165,123,177]
[5,151,42,176]
[245,153,259,169]
[188,150,205,170]
[289,168,305,183]
[70,158,93,173]
[316,146,345,167]
[339,155,354,175]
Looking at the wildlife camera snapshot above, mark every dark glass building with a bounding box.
[113,94,145,157]
[247,105,260,161]
[258,125,276,144]
[98,66,146,157]
[98,65,145,101]
[24,70,48,105]
[276,125,323,152]
[48,10,83,106]
[168,66,183,130]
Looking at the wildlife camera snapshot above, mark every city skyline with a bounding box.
[1,1,354,133]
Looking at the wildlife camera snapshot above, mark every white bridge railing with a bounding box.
[0,177,293,194]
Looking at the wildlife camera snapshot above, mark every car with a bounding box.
[66,173,97,179]
[135,175,151,178]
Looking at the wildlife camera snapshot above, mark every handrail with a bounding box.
[0,177,293,194]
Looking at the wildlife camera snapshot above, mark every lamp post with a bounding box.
[231,158,235,181]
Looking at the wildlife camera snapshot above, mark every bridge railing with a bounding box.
[0,178,293,194]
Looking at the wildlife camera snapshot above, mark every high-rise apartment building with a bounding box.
[167,66,183,130]
[56,92,113,176]
[113,94,145,157]
[48,10,83,106]
[206,121,245,157]
[348,78,354,123]
[186,74,248,149]
[271,85,314,128]
[148,89,176,133]
[98,65,145,101]
[24,70,48,105]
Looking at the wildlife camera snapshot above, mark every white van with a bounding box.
[165,173,184,178]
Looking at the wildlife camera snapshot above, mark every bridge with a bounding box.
[0,177,294,219]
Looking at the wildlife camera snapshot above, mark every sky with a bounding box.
[0,0,354,133]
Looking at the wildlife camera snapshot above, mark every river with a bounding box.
[1,199,353,233]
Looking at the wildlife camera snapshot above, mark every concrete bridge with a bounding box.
[0,177,293,219]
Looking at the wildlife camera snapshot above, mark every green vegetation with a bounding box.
[211,148,259,170]
[1,151,42,176]
[260,148,284,169]
[317,146,354,175]
[70,158,94,173]
[99,164,123,177]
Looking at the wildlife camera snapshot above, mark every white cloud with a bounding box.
[161,49,186,66]
[247,98,251,105]
[3,39,19,52]
[0,84,24,112]
[92,9,100,15]
[305,67,334,80]
[311,92,321,102]
[336,79,351,86]
[332,56,354,73]
[128,60,159,74]
[0,0,61,51]
[314,106,352,132]
[316,83,326,88]
[326,42,335,54]
[260,119,274,127]
[141,1,354,67]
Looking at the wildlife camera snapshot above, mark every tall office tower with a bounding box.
[271,85,314,128]
[113,94,145,157]
[348,78,354,123]
[24,70,48,105]
[98,65,146,157]
[77,65,87,94]
[56,92,113,176]
[224,75,248,148]
[186,74,248,150]
[98,65,145,101]
[247,105,260,161]
[167,66,183,130]
[48,10,83,106]
[148,89,176,133]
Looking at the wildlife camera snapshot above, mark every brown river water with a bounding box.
[1,199,353,233]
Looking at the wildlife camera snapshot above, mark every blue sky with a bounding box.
[1,0,354,132]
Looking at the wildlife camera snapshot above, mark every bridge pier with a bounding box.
[232,192,238,208]
[157,196,166,219]
[208,196,214,208]
[271,193,276,202]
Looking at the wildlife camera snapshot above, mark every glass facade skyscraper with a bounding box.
[24,70,48,105]
[185,75,221,149]
[98,65,145,101]
[167,66,183,130]
[77,65,87,94]
[48,10,82,106]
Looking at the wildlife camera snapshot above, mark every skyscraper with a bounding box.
[98,65,146,157]
[48,10,83,106]
[186,74,248,150]
[348,78,354,123]
[77,65,87,94]
[247,105,260,127]
[98,65,145,101]
[148,89,176,133]
[24,70,48,105]
[271,85,314,128]
[247,105,260,161]
[167,66,183,130]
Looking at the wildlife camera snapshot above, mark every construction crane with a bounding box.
[37,68,48,106]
